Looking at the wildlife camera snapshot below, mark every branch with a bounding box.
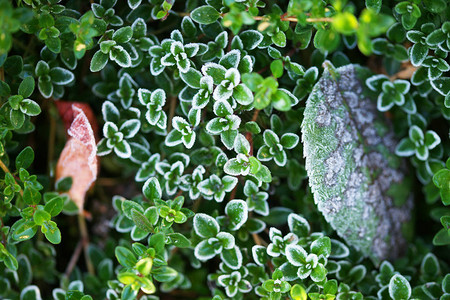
[0,159,24,197]
[166,96,177,134]
[78,214,95,275]
[176,12,333,24]
[253,15,333,23]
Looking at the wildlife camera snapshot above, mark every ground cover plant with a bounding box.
[0,0,449,299]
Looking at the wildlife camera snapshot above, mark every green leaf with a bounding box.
[191,6,220,25]
[272,31,286,48]
[240,30,263,50]
[310,263,327,282]
[18,77,35,98]
[366,0,382,12]
[131,209,153,233]
[288,213,310,237]
[395,138,415,157]
[20,285,42,300]
[280,133,299,149]
[46,37,61,53]
[33,209,51,226]
[301,63,412,262]
[433,228,450,246]
[310,236,331,257]
[193,213,219,238]
[17,255,32,286]
[11,219,38,241]
[37,76,53,98]
[42,220,61,244]
[389,274,411,300]
[110,45,131,67]
[443,273,450,293]
[220,246,242,270]
[0,80,11,97]
[194,239,217,261]
[121,200,144,220]
[21,99,41,116]
[10,109,25,128]
[152,266,178,282]
[90,51,109,72]
[290,284,307,300]
[285,244,307,266]
[16,146,34,170]
[272,90,292,111]
[4,55,23,76]
[420,253,440,279]
[426,29,446,46]
[225,200,248,231]
[4,253,18,271]
[115,246,137,268]
[270,60,284,78]
[44,196,64,217]
[35,60,49,76]
[49,67,74,85]
[23,185,41,205]
[180,68,202,88]
[135,257,152,276]
[112,26,133,43]
[142,177,162,200]
[333,12,358,35]
[314,28,340,52]
[181,16,197,37]
[119,119,140,138]
[167,232,191,248]
[55,176,72,192]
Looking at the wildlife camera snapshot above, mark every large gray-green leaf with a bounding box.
[301,63,413,263]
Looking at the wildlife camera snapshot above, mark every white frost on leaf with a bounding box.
[56,105,98,212]
[301,63,413,262]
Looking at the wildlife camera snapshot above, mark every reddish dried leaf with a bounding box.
[56,105,98,211]
[55,101,99,141]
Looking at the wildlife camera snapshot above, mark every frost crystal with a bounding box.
[301,63,413,262]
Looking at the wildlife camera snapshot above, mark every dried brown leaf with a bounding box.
[56,104,98,211]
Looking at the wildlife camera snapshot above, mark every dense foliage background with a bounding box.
[0,0,449,299]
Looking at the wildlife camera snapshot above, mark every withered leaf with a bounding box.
[56,104,98,211]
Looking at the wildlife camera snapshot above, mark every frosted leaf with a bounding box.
[56,104,98,212]
[301,63,413,263]
[219,49,241,69]
[225,199,248,231]
[220,246,243,270]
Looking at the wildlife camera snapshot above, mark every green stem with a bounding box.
[0,159,23,197]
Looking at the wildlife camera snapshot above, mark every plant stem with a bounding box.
[0,67,4,105]
[47,102,56,178]
[77,213,95,275]
[229,181,238,200]
[246,109,260,156]
[64,240,83,279]
[166,96,177,134]
[176,12,333,23]
[389,64,417,80]
[0,218,7,246]
[253,15,333,23]
[192,196,203,213]
[0,159,9,174]
[0,159,23,197]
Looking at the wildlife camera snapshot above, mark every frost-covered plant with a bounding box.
[0,0,449,299]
